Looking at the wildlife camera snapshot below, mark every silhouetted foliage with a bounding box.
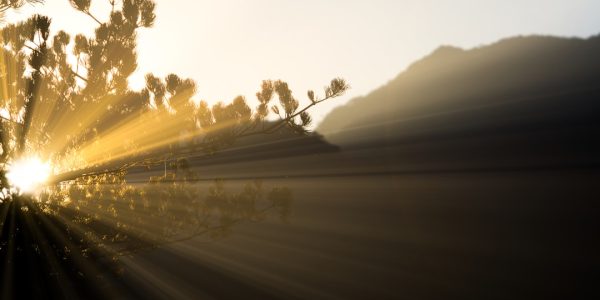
[0,1,347,295]
[0,0,41,12]
[0,0,348,181]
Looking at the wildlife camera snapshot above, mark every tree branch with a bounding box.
[84,10,102,25]
[71,69,88,82]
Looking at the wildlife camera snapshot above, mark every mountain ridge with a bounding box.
[317,34,600,139]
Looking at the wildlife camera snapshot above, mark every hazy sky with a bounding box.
[7,0,600,126]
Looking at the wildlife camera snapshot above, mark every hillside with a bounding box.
[318,34,600,144]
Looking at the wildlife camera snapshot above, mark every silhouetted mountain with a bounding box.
[319,35,600,139]
[317,34,600,170]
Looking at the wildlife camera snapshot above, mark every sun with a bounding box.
[6,157,52,194]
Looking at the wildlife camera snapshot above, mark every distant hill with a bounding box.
[316,34,600,170]
[318,34,600,142]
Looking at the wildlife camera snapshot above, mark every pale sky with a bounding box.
[7,0,600,126]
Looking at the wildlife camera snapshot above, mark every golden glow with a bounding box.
[6,156,51,194]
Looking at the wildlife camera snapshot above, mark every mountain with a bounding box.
[319,35,600,139]
[316,34,600,170]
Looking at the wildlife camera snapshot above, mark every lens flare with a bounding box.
[6,157,51,194]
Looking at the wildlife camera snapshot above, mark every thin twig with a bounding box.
[84,10,102,25]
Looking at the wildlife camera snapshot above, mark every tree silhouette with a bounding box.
[0,0,41,12]
[0,0,348,187]
[0,1,347,297]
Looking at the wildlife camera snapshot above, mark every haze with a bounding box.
[7,0,600,126]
